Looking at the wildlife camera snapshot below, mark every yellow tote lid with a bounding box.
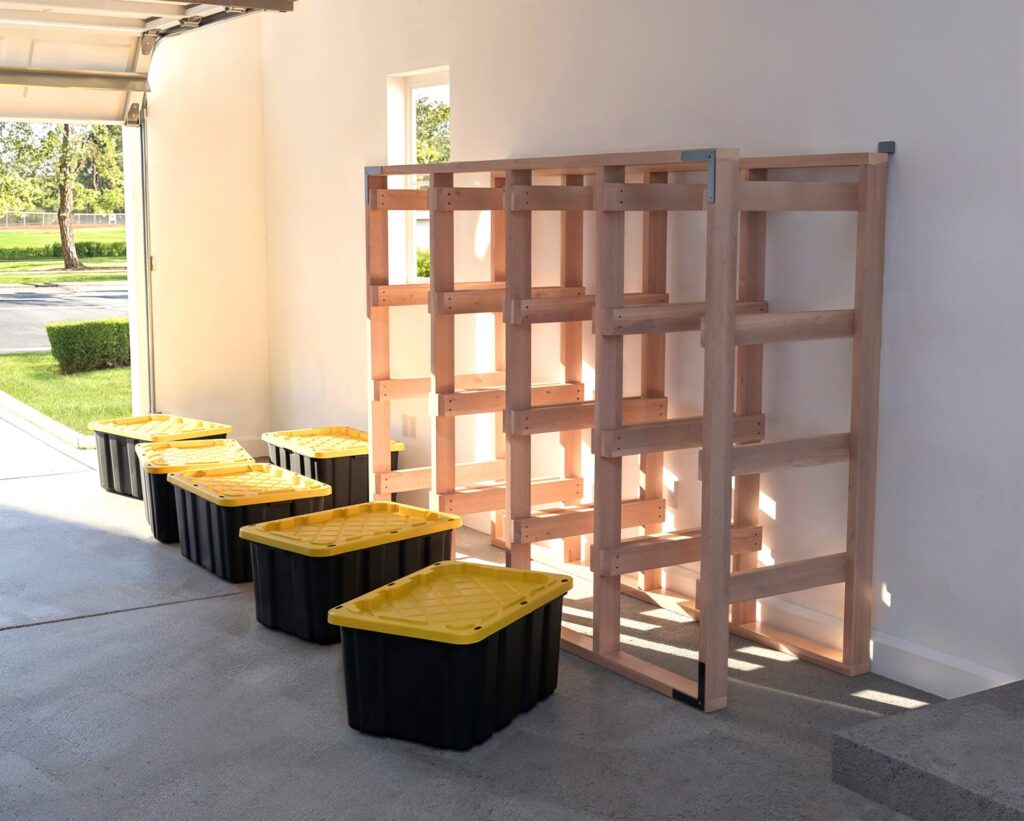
[261,426,404,459]
[167,463,331,507]
[89,414,232,442]
[327,561,572,645]
[239,502,460,557]
[135,439,254,475]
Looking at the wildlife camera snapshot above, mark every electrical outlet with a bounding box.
[401,414,416,438]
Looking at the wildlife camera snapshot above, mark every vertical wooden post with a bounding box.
[697,150,740,712]
[366,172,392,501]
[430,172,456,552]
[504,168,533,569]
[593,164,626,654]
[842,159,888,672]
[561,173,585,564]
[731,167,767,625]
[639,170,668,591]
[490,173,508,548]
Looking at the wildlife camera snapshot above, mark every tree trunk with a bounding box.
[57,124,83,271]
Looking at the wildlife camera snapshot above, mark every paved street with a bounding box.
[0,284,128,352]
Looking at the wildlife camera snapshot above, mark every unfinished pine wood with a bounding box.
[602,525,762,575]
[740,180,859,212]
[439,476,583,515]
[366,173,394,501]
[490,174,508,548]
[603,182,706,212]
[432,284,584,315]
[372,188,428,211]
[592,164,627,655]
[728,432,851,476]
[697,149,741,712]
[596,413,765,458]
[369,283,429,307]
[561,174,585,563]
[732,167,767,626]
[639,175,669,590]
[504,168,533,569]
[728,552,847,603]
[376,460,506,494]
[505,396,667,436]
[726,310,855,345]
[731,621,853,675]
[843,159,888,671]
[508,184,594,211]
[507,290,668,324]
[429,186,503,211]
[513,498,665,544]
[437,383,583,416]
[597,299,767,335]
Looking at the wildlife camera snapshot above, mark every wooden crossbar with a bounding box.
[506,291,668,324]
[504,396,667,436]
[596,300,767,335]
[431,285,584,315]
[438,383,583,416]
[727,552,847,602]
[740,181,859,211]
[507,185,594,211]
[438,476,583,515]
[512,498,665,544]
[600,525,762,575]
[596,413,765,458]
[726,309,855,345]
[727,432,851,476]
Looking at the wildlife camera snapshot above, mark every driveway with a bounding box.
[0,284,128,352]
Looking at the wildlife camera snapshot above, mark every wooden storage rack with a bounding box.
[365,145,890,713]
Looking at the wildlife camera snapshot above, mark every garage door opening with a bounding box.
[0,117,149,440]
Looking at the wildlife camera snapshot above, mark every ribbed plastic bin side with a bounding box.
[136,439,254,543]
[168,464,331,583]
[329,562,572,750]
[90,414,232,499]
[262,427,403,508]
[240,503,461,644]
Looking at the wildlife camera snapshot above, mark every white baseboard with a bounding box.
[663,565,1019,699]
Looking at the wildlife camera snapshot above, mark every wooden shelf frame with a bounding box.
[590,148,889,712]
[366,146,890,714]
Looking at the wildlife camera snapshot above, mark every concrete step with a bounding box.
[833,680,1024,820]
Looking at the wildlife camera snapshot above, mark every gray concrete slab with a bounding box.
[0,471,236,629]
[0,433,941,820]
[0,417,90,480]
[0,284,127,351]
[833,681,1024,820]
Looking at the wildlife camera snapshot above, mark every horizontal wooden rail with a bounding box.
[740,181,859,212]
[727,432,851,476]
[507,185,594,211]
[597,300,767,335]
[512,498,665,544]
[438,383,583,416]
[431,285,583,315]
[506,291,668,324]
[727,552,847,602]
[602,182,706,212]
[429,187,503,211]
[369,283,429,307]
[374,371,505,400]
[599,525,762,575]
[720,310,854,345]
[374,377,431,400]
[371,189,428,211]
[597,413,765,458]
[505,396,667,436]
[374,466,431,494]
[438,477,583,515]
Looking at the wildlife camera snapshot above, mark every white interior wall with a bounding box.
[145,16,271,454]
[145,0,1023,698]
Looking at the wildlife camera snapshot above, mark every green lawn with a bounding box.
[0,352,130,435]
[0,226,126,249]
[0,257,126,273]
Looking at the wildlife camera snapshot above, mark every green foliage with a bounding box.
[0,351,130,435]
[45,318,130,374]
[416,247,431,278]
[415,97,451,165]
[0,240,126,261]
[0,122,124,214]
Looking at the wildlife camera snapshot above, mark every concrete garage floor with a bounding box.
[0,420,936,820]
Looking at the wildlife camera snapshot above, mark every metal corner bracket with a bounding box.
[681,149,717,203]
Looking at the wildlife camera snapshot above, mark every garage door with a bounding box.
[0,1,293,124]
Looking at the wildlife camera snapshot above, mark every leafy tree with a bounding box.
[0,123,124,270]
[415,97,450,165]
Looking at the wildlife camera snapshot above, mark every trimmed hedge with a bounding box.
[0,241,127,261]
[416,247,430,278]
[46,318,130,374]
